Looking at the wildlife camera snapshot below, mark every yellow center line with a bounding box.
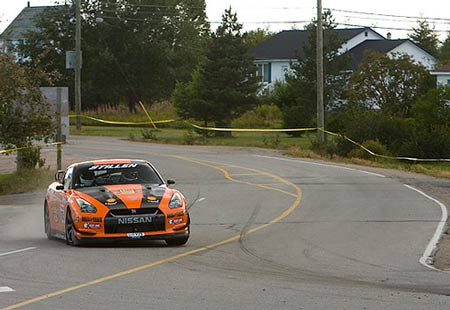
[1,156,302,310]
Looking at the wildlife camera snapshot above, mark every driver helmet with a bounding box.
[80,170,95,186]
[122,170,138,182]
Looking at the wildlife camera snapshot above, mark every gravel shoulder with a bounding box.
[1,136,449,270]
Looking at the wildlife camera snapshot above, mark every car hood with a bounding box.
[76,184,167,209]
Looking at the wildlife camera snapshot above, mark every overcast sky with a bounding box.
[1,0,449,40]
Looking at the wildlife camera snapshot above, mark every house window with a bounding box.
[256,63,271,83]
[447,79,450,86]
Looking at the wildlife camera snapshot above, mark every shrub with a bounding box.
[233,104,283,128]
[348,140,389,160]
[310,138,339,158]
[141,129,158,140]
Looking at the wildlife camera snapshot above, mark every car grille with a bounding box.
[104,208,165,234]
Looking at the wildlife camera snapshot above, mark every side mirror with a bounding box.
[167,179,176,186]
[55,170,65,182]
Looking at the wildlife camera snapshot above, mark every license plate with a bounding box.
[127,232,145,238]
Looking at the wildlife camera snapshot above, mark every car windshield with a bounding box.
[74,163,163,188]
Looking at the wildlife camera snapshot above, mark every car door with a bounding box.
[51,167,73,233]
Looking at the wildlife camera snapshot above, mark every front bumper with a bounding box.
[76,230,189,244]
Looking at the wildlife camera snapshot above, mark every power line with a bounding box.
[340,14,450,26]
[325,7,450,22]
[336,22,448,33]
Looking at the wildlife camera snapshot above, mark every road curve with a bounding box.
[0,136,449,310]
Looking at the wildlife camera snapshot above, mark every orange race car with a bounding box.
[44,159,190,246]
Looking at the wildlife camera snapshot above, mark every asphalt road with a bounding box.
[0,136,449,310]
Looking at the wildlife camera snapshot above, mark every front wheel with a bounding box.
[44,202,54,240]
[65,208,81,246]
[165,227,190,246]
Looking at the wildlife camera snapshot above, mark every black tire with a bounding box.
[65,208,81,246]
[44,202,54,240]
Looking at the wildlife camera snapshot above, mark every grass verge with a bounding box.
[0,169,54,195]
[285,146,450,179]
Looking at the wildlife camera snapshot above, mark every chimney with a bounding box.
[27,1,30,7]
[387,32,392,40]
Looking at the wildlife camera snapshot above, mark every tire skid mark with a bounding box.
[1,156,302,310]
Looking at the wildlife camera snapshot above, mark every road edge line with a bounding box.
[404,184,449,273]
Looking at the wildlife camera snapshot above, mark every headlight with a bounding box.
[169,193,183,209]
[75,198,97,213]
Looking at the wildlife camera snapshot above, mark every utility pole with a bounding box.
[75,0,82,130]
[316,0,325,142]
[56,87,62,170]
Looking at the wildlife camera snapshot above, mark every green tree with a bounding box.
[0,54,55,171]
[16,0,209,111]
[272,10,350,134]
[172,68,215,125]
[243,27,274,48]
[408,19,439,56]
[407,87,450,158]
[348,51,434,118]
[439,30,450,64]
[173,7,259,136]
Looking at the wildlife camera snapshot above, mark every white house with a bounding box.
[250,27,437,88]
[430,65,450,87]
[0,2,50,54]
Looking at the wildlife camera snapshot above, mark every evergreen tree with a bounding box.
[408,19,439,56]
[272,10,350,135]
[439,30,450,64]
[173,7,259,137]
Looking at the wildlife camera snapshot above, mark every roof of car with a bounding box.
[70,159,149,169]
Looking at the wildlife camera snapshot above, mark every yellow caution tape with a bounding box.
[0,142,65,155]
[4,117,446,162]
[320,129,450,163]
[68,114,175,125]
[186,122,317,132]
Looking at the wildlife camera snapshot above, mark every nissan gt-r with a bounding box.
[44,159,190,246]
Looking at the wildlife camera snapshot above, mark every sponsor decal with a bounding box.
[59,206,65,223]
[52,208,59,223]
[147,196,160,203]
[82,217,102,222]
[169,218,184,225]
[74,216,80,223]
[169,211,185,218]
[127,197,140,201]
[118,216,152,225]
[83,223,101,229]
[117,189,138,194]
[127,232,144,238]
[89,163,138,171]
[105,198,118,206]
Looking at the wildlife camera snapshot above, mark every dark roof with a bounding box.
[433,64,450,72]
[0,5,63,41]
[249,27,377,60]
[346,39,411,70]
